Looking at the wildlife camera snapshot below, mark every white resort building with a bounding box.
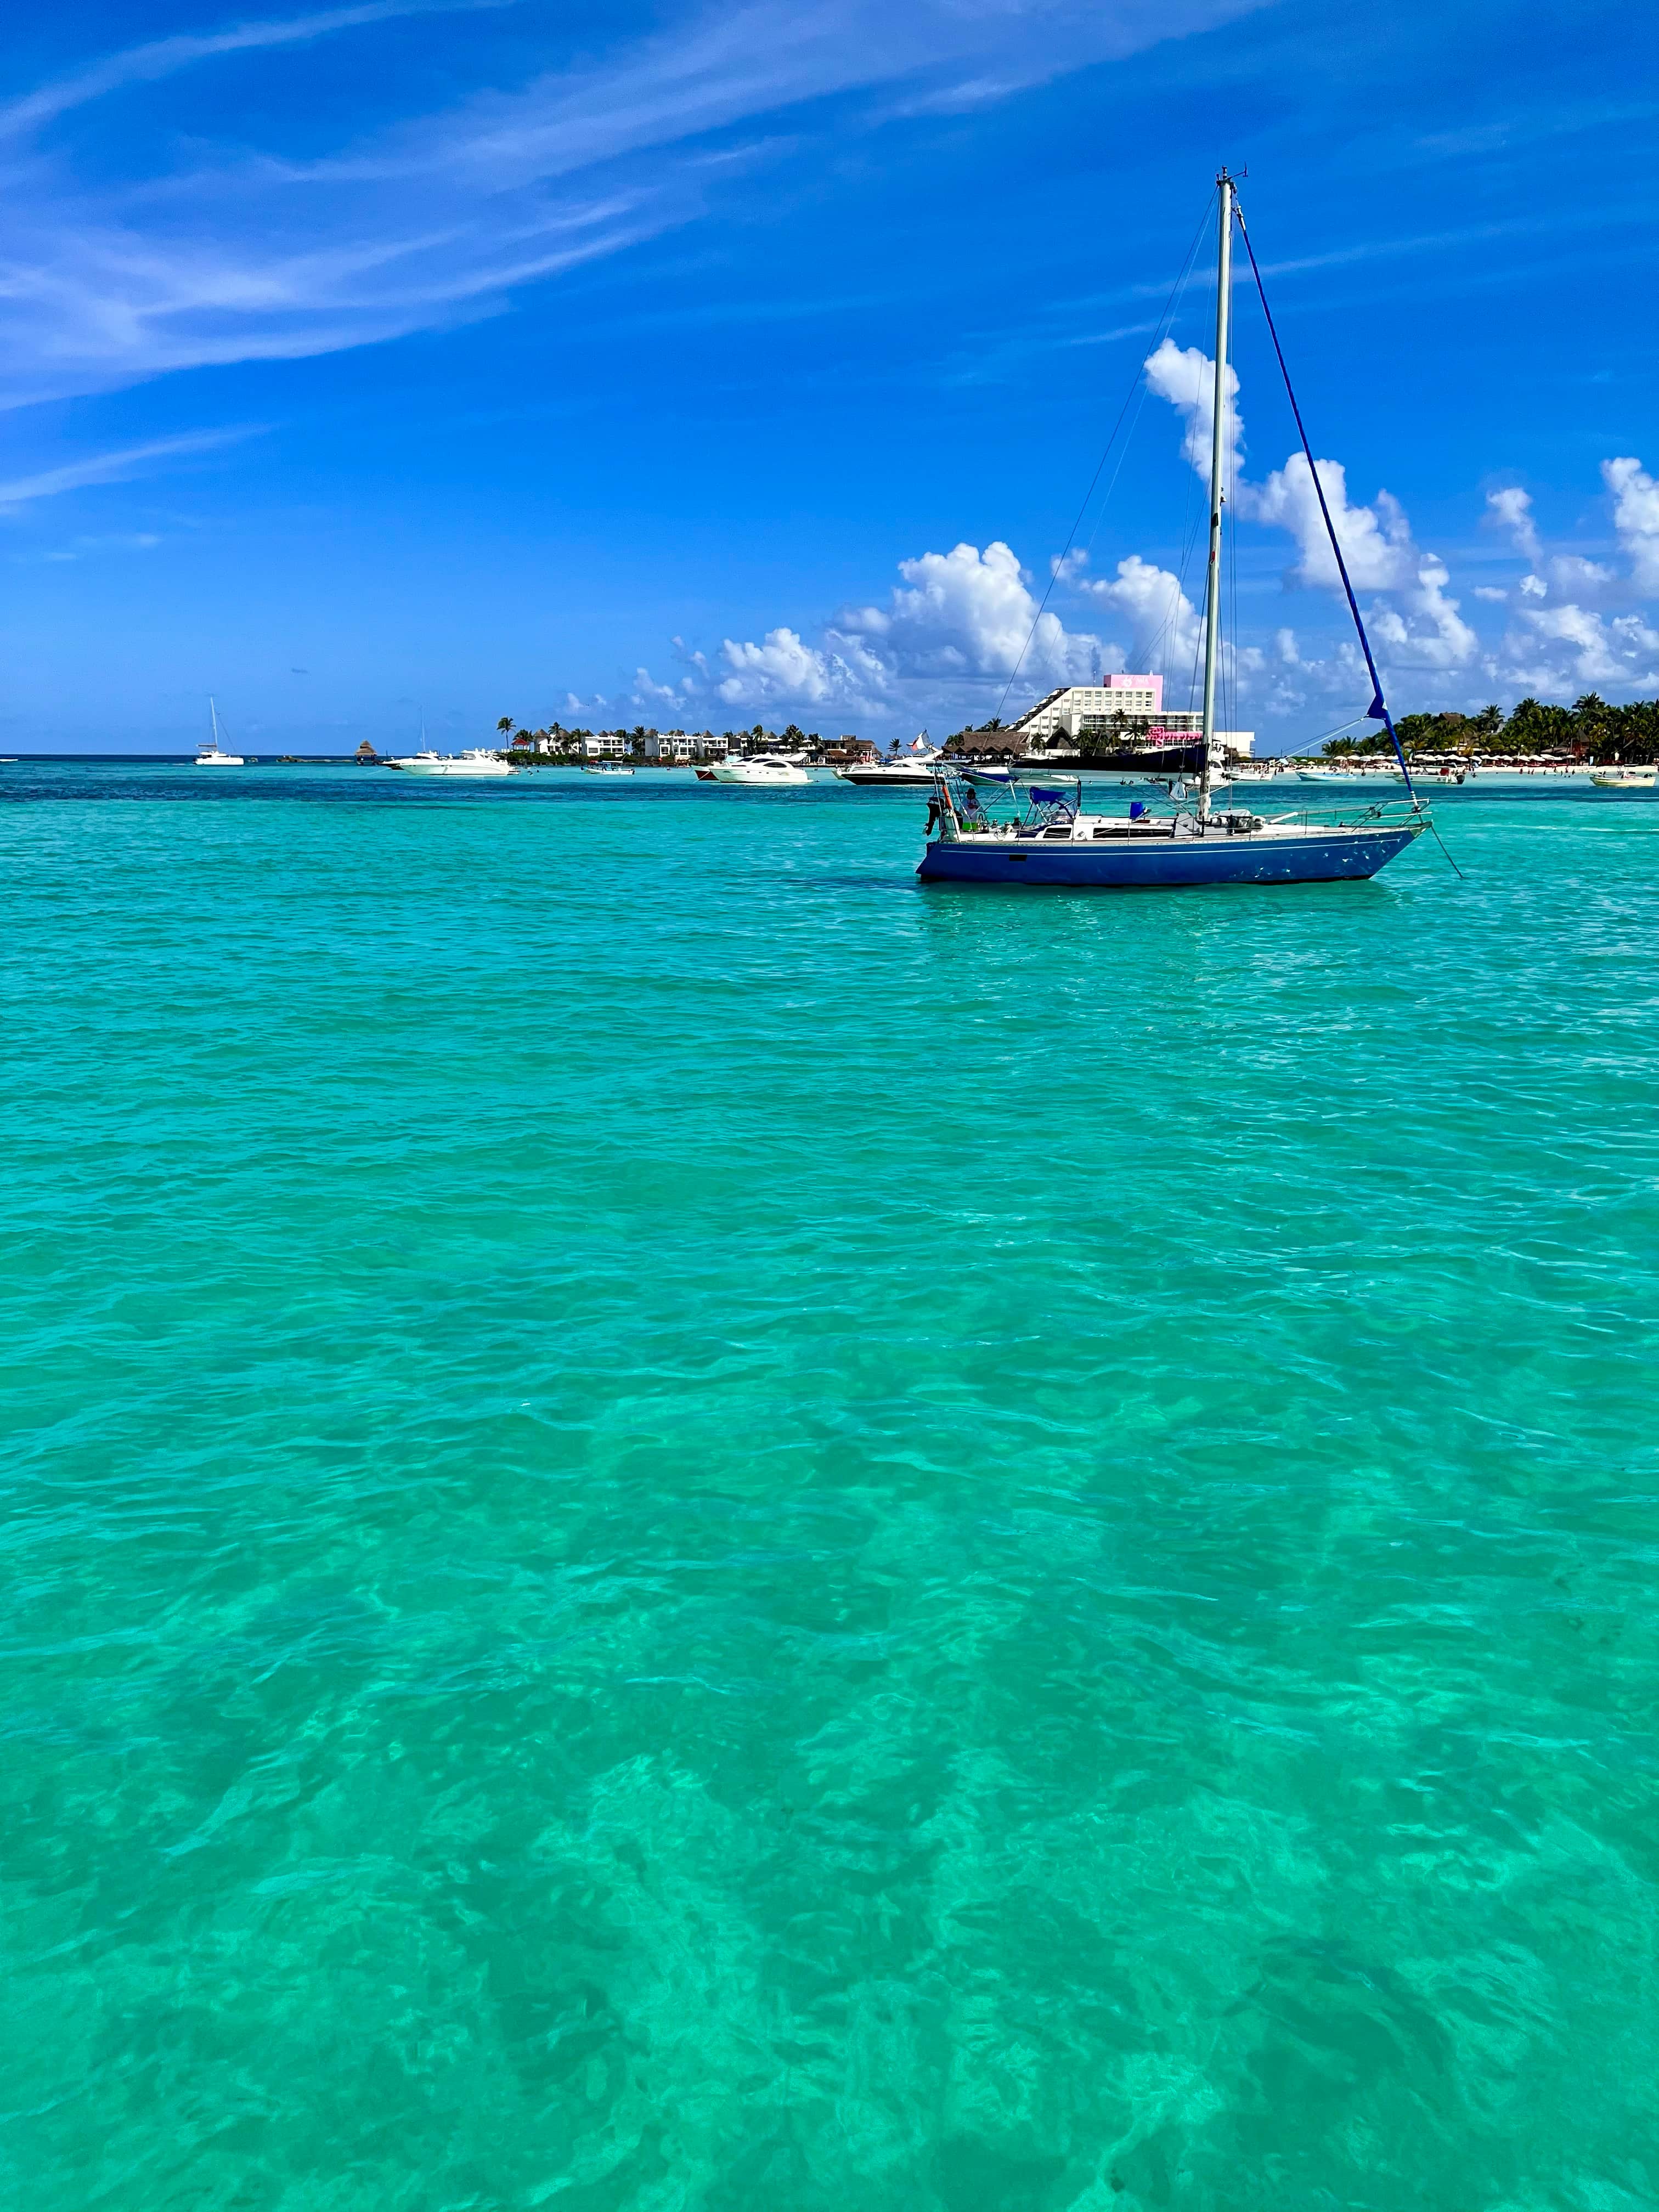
[644,729,726,762]
[1010,680,1253,757]
[644,730,695,762]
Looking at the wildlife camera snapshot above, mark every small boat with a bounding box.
[1295,764,1406,787]
[706,756,811,785]
[919,171,1427,890]
[196,697,244,767]
[582,762,635,776]
[1591,766,1657,789]
[838,735,944,786]
[386,748,518,777]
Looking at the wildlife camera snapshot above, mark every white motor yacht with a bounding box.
[838,734,944,785]
[386,748,518,777]
[705,756,811,785]
[196,698,244,767]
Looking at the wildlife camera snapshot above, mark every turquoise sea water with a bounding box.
[4,761,1658,2211]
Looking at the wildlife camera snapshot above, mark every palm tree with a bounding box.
[497,716,515,742]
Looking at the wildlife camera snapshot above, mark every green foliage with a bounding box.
[1076,711,1154,763]
[1323,696,1659,763]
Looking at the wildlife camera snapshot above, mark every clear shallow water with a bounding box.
[3,761,1657,2211]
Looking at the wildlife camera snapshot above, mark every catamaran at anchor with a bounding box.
[918,171,1429,890]
[196,697,244,768]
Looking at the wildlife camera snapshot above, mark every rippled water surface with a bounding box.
[4,761,1658,2210]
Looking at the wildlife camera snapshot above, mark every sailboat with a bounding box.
[918,172,1429,889]
[195,697,245,767]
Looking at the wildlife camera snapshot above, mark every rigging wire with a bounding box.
[1232,200,1407,789]
[1223,355,1239,749]
[1232,194,1462,876]
[990,197,1214,728]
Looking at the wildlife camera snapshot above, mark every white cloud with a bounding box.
[715,625,870,708]
[1613,613,1659,656]
[630,665,693,706]
[0,0,1263,410]
[1143,337,1244,484]
[1080,554,1200,677]
[1365,555,1477,670]
[1242,457,1410,591]
[1603,456,1659,592]
[1143,337,1410,593]
[1549,553,1614,596]
[1139,341,1486,685]
[837,539,1099,685]
[1504,603,1622,686]
[1485,485,1541,561]
[1482,486,1616,617]
[1497,603,1659,694]
[664,538,1109,718]
[1473,585,1506,603]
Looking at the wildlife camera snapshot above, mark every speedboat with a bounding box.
[918,171,1429,890]
[386,748,518,777]
[706,756,811,785]
[1295,764,1406,787]
[196,697,244,766]
[1591,766,1657,789]
[582,762,635,776]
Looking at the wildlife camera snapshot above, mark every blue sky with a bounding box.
[3,0,1657,753]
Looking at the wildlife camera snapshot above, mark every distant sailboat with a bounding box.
[195,698,245,768]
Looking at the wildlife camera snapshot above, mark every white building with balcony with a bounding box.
[644,729,725,762]
[583,732,627,758]
[645,729,694,761]
[1011,680,1251,756]
[1013,678,1163,744]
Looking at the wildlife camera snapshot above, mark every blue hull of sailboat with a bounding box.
[917,825,1420,888]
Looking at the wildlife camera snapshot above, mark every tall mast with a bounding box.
[1198,168,1234,820]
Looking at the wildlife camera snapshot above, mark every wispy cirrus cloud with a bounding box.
[0,426,263,510]
[0,0,1265,413]
[0,1,505,139]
